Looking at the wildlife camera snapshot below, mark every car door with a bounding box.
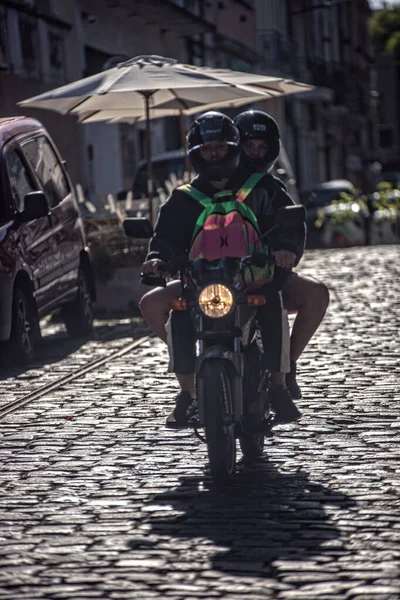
[21,135,83,300]
[3,144,61,314]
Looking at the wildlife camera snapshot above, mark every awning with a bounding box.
[297,87,334,103]
[110,0,215,37]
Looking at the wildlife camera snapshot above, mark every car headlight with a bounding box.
[198,284,234,318]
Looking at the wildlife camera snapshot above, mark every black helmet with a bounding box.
[234,110,280,173]
[187,111,240,181]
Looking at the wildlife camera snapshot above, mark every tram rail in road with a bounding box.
[0,335,152,420]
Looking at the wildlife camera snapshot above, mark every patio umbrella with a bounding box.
[18,55,313,219]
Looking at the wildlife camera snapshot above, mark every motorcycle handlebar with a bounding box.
[141,274,167,287]
[241,253,275,268]
[140,258,183,287]
[141,254,274,287]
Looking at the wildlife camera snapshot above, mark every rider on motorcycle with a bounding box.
[234,110,330,400]
[141,111,302,428]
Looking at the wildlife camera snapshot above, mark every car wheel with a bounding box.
[62,267,94,338]
[7,286,36,365]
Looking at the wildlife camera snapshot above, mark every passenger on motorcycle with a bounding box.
[140,111,302,428]
[234,110,330,400]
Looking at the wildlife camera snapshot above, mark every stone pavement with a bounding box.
[0,245,399,600]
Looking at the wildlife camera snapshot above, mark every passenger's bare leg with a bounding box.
[176,374,196,397]
[282,273,330,361]
[271,373,286,386]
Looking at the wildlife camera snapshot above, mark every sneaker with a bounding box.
[165,391,197,429]
[269,385,302,424]
[286,360,302,400]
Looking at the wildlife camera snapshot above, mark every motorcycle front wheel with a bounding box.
[199,359,236,485]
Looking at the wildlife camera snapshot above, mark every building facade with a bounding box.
[0,0,214,206]
[373,49,400,178]
[0,0,380,206]
[256,0,376,193]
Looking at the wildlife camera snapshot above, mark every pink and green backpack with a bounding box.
[178,173,274,290]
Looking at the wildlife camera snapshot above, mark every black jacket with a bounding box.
[146,165,306,265]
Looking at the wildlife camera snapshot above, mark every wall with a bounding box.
[208,0,258,53]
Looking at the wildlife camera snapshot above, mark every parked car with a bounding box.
[123,145,300,204]
[0,117,96,365]
[301,179,369,248]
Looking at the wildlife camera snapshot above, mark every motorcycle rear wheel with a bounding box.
[200,359,236,485]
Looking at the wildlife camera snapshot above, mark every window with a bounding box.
[0,6,8,69]
[18,14,40,78]
[48,29,66,84]
[379,125,394,149]
[5,150,37,213]
[22,136,70,207]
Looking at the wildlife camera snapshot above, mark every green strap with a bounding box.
[236,172,265,203]
[177,184,211,207]
[214,190,233,200]
[178,172,265,206]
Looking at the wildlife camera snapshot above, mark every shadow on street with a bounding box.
[143,460,354,576]
[0,317,148,380]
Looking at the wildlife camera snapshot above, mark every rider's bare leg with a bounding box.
[139,281,195,395]
[282,273,330,361]
[271,373,286,386]
[139,280,181,343]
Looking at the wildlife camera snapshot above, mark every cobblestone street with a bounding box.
[0,245,399,600]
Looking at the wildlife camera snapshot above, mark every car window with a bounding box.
[309,188,351,207]
[21,136,70,208]
[5,149,37,213]
[133,157,186,196]
[133,169,161,197]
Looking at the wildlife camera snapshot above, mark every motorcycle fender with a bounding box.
[196,351,244,424]
[195,347,243,377]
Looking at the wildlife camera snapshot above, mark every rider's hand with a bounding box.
[273,250,296,269]
[142,259,167,278]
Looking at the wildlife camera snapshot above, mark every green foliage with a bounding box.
[314,182,400,230]
[314,189,368,229]
[369,6,400,56]
[371,181,400,222]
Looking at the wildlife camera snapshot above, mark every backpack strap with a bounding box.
[236,172,265,203]
[177,184,211,208]
[179,174,264,207]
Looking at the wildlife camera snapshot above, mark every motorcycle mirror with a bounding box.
[274,205,306,226]
[123,217,153,238]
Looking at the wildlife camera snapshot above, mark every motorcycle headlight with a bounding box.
[198,284,234,319]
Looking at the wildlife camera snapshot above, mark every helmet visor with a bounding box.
[190,140,238,152]
[191,141,238,163]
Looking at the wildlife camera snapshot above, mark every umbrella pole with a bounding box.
[144,93,153,224]
[179,111,191,179]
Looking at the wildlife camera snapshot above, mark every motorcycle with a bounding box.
[124,205,305,485]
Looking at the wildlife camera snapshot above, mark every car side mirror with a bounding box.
[275,205,306,226]
[123,217,153,238]
[19,191,49,222]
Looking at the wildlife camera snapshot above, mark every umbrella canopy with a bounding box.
[18,55,313,219]
[18,55,283,115]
